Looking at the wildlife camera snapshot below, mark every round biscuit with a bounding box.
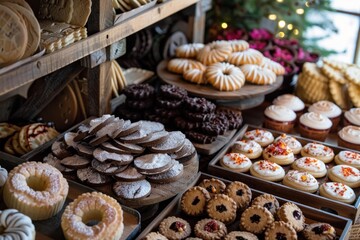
[321,63,347,84]
[345,66,360,85]
[329,80,350,109]
[348,82,360,107]
[0,0,34,14]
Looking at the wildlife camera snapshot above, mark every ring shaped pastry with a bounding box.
[196,41,232,65]
[291,157,327,178]
[205,62,245,91]
[3,162,69,220]
[61,192,124,240]
[228,48,263,65]
[260,57,286,75]
[167,58,205,74]
[301,143,334,163]
[183,68,207,85]
[0,209,35,240]
[263,141,295,165]
[175,43,204,58]
[240,64,277,85]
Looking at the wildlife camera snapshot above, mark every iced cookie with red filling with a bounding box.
[334,150,360,169]
[198,178,226,197]
[250,160,285,182]
[291,157,327,178]
[159,216,191,240]
[194,218,227,240]
[327,165,360,188]
[301,143,334,164]
[220,153,252,172]
[283,170,319,193]
[319,182,356,204]
[231,140,262,159]
[263,141,295,165]
[303,222,336,240]
[243,129,274,147]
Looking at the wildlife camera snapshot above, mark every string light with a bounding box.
[276,0,283,2]
[296,8,304,14]
[278,20,286,28]
[221,22,228,29]
[305,1,310,7]
[268,14,277,20]
[287,24,293,30]
[278,32,285,38]
[294,29,299,35]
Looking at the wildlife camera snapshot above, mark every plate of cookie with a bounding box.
[208,124,360,221]
[136,172,352,240]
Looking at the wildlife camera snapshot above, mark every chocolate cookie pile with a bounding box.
[44,115,196,201]
[116,84,243,144]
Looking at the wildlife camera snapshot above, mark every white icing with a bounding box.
[244,129,274,144]
[323,182,355,200]
[275,135,302,151]
[264,105,296,122]
[0,209,35,240]
[252,160,284,176]
[308,101,342,118]
[338,126,360,144]
[338,151,360,165]
[264,142,294,159]
[0,166,8,187]
[231,140,262,154]
[330,165,360,182]
[273,94,305,112]
[293,157,326,173]
[222,153,252,169]
[285,170,318,187]
[299,112,332,130]
[344,108,360,126]
[302,143,334,157]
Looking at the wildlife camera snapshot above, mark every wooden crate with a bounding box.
[208,124,360,221]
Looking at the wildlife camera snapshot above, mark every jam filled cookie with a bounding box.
[220,153,252,172]
[159,216,191,240]
[264,221,297,240]
[327,165,360,188]
[283,170,319,193]
[301,143,334,164]
[291,157,327,178]
[277,202,305,232]
[181,186,210,216]
[303,222,336,240]
[224,231,258,240]
[275,134,302,154]
[194,218,227,240]
[206,194,237,224]
[231,140,262,159]
[319,182,356,204]
[225,181,252,210]
[198,178,226,197]
[263,141,295,165]
[251,194,280,216]
[244,129,274,147]
[334,150,360,169]
[250,160,285,182]
[240,205,274,234]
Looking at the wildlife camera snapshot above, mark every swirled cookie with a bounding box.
[167,58,205,74]
[175,43,204,58]
[196,41,232,65]
[205,62,245,91]
[240,64,276,85]
[228,48,263,66]
[183,68,207,85]
[260,57,285,75]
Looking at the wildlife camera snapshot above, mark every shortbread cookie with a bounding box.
[301,143,334,163]
[113,179,151,200]
[231,140,262,159]
[327,165,360,188]
[194,219,227,240]
[275,134,302,154]
[277,202,305,232]
[228,48,263,65]
[323,58,348,71]
[345,66,360,85]
[348,82,360,107]
[183,68,207,85]
[251,194,279,215]
[243,129,274,147]
[220,153,252,172]
[264,221,297,240]
[303,222,336,240]
[240,205,274,234]
[302,62,328,83]
[207,194,237,223]
[240,64,277,85]
[319,182,356,204]
[159,216,191,240]
[329,80,349,110]
[321,63,347,84]
[205,62,245,91]
[224,231,258,240]
[175,43,204,58]
[196,41,232,65]
[260,57,286,75]
[225,181,252,210]
[167,58,205,74]
[250,160,285,182]
[334,150,360,169]
[198,178,226,196]
[291,157,327,178]
[283,170,319,193]
[143,232,168,240]
[181,186,210,216]
[263,141,295,165]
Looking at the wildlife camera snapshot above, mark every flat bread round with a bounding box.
[39,0,74,23]
[70,0,92,27]
[0,0,34,14]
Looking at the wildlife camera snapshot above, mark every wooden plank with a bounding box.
[188,0,207,43]
[0,0,199,97]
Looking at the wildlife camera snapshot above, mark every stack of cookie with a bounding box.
[0,1,40,66]
[1,122,59,156]
[296,59,360,109]
[45,115,197,201]
[112,0,153,13]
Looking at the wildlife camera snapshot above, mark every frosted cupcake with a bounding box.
[299,112,332,141]
[338,125,360,151]
[263,105,296,133]
[344,108,360,127]
[308,100,342,132]
[273,94,305,120]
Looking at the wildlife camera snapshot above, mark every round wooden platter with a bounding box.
[157,60,283,100]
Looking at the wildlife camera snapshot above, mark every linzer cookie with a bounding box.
[206,194,237,223]
[158,216,191,240]
[149,131,186,153]
[240,205,274,234]
[77,167,112,186]
[199,178,226,196]
[181,186,210,216]
[113,179,151,200]
[134,153,172,175]
[251,194,280,216]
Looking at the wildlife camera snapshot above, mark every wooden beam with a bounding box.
[188,0,210,43]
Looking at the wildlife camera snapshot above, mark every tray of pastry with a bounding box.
[23,115,199,208]
[136,172,352,240]
[208,124,360,221]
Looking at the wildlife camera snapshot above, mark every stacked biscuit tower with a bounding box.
[296,59,360,109]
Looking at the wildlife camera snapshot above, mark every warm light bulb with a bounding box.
[296,8,304,14]
[276,0,283,2]
[278,20,286,28]
[287,24,293,30]
[221,22,228,29]
[268,14,277,20]
[294,29,299,35]
[278,32,285,38]
[305,1,310,7]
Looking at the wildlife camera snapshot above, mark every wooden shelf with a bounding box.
[0,0,199,97]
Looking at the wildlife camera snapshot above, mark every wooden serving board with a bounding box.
[136,172,352,240]
[208,124,360,221]
[157,60,283,100]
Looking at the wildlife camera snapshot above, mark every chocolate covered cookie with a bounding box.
[159,84,188,100]
[122,83,155,100]
[184,97,216,113]
[186,131,216,144]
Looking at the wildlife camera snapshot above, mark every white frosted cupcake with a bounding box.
[264,105,296,133]
[308,100,342,132]
[275,134,302,154]
[250,160,285,182]
[334,151,360,169]
[263,141,295,165]
[327,165,360,188]
[231,140,262,159]
[220,153,252,172]
[283,170,319,193]
[338,125,360,151]
[291,157,327,178]
[319,182,356,204]
[273,94,305,119]
[299,112,332,141]
[344,108,360,127]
